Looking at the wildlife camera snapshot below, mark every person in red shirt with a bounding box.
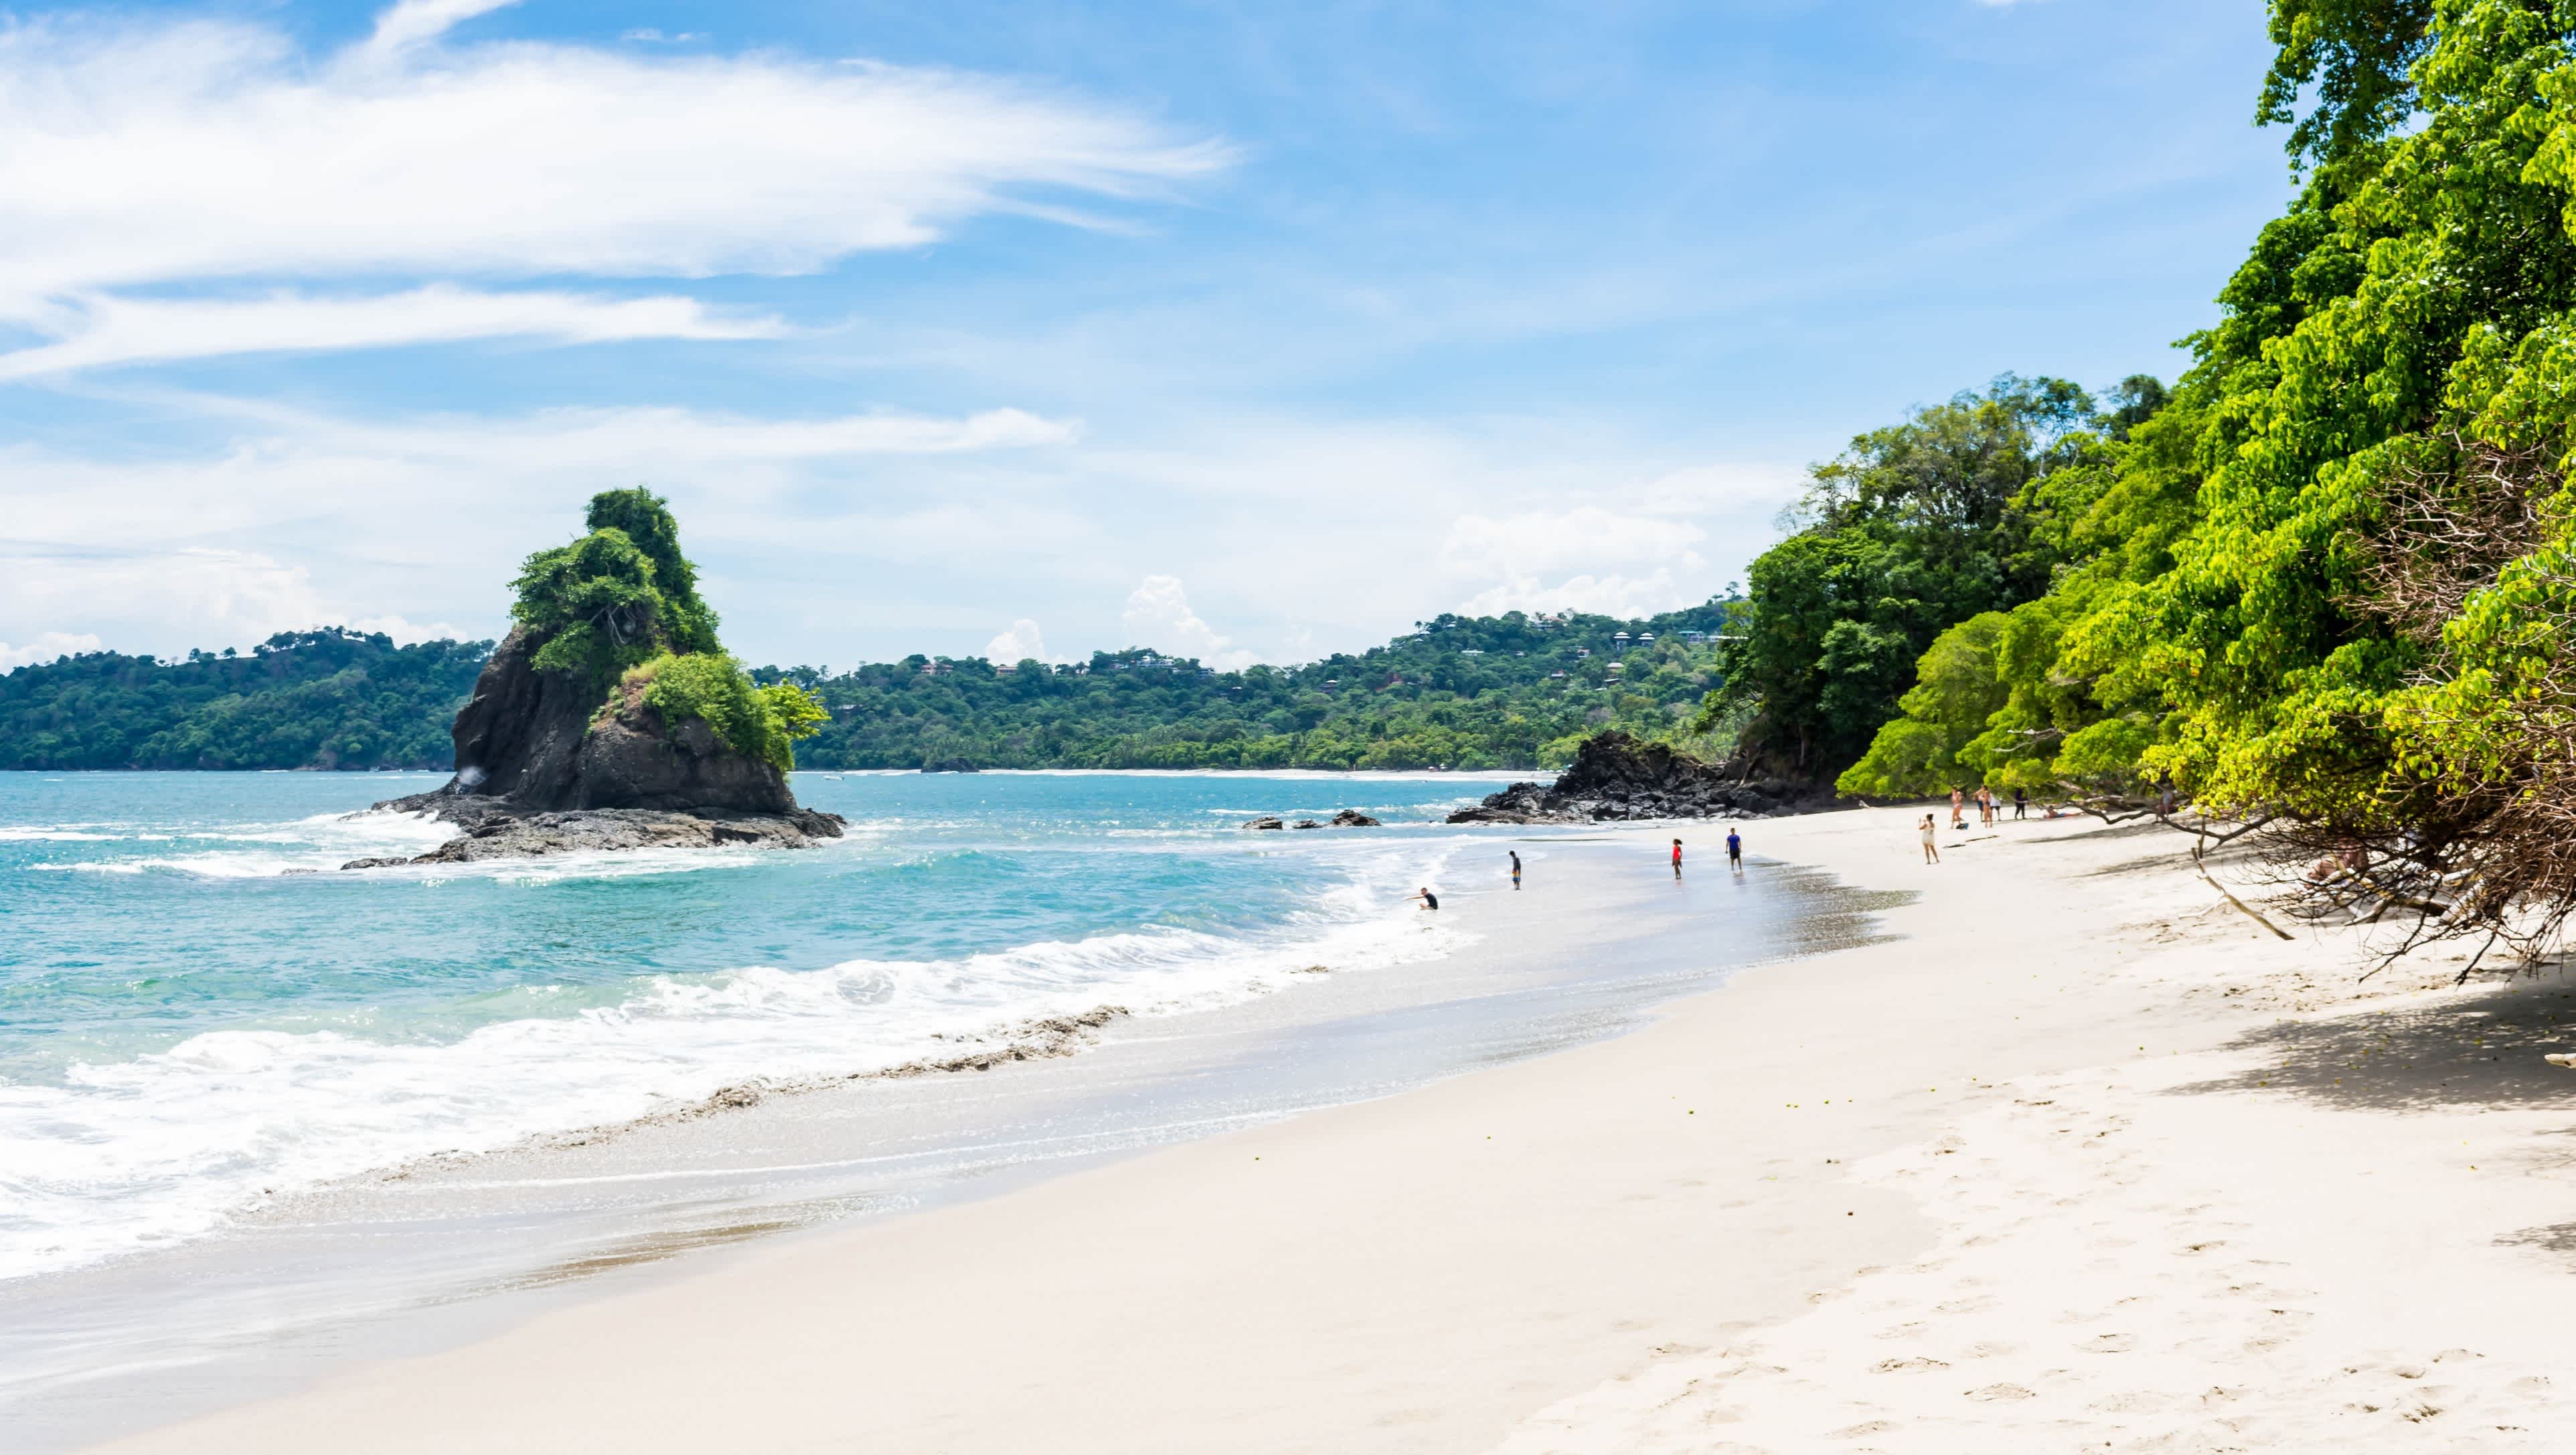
[1671,837,1683,877]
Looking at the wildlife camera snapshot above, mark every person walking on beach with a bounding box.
[1411,887,1439,911]
[2013,786,2027,820]
[1508,850,1522,890]
[1949,786,1965,830]
[1671,838,1684,877]
[1726,827,1743,871]
[1920,813,1940,864]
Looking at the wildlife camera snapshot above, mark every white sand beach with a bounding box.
[83,809,2576,1452]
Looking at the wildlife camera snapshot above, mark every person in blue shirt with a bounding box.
[1726,827,1743,871]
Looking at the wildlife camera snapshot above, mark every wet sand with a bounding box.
[76,811,2576,1452]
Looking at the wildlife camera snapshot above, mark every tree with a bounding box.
[1708,375,2093,779]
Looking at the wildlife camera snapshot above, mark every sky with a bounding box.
[0,0,2294,673]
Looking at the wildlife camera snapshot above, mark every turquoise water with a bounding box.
[0,770,1510,1281]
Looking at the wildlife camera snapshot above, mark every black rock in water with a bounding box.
[1328,809,1382,827]
[1445,730,1832,824]
[362,625,841,867]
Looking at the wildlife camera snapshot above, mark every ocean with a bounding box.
[0,770,1892,1448]
[0,770,1514,1282]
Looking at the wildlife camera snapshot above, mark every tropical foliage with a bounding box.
[769,606,1736,771]
[515,489,822,768]
[1728,0,2576,949]
[0,608,1735,774]
[1702,374,2103,781]
[0,630,491,770]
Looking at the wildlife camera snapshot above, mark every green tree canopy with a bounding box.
[1706,375,2094,779]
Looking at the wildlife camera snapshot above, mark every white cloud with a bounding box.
[1436,506,1707,620]
[1438,507,1706,581]
[0,631,104,672]
[1121,575,1253,669]
[1457,570,1690,620]
[982,618,1052,663]
[0,1,1226,367]
[0,286,786,379]
[0,7,1227,296]
[0,545,486,661]
[0,547,329,648]
[359,0,520,62]
[345,614,476,644]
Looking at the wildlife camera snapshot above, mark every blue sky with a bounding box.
[0,0,2290,672]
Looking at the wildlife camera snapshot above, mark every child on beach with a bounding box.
[1919,814,1939,864]
[1508,851,1521,890]
[1726,827,1743,870]
[1411,887,1439,911]
[1671,838,1683,877]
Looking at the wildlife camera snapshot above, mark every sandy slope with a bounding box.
[82,809,2576,1453]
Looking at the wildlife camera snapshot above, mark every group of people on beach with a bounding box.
[1946,784,2026,829]
[1411,827,1747,912]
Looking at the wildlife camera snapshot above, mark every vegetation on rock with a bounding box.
[513,489,823,770]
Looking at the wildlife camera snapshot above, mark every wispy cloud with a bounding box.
[0,1,1229,369]
[0,287,785,379]
[1121,576,1254,669]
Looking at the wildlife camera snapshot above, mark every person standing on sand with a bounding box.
[1671,838,1684,877]
[1950,787,1965,830]
[2013,786,2027,820]
[1726,827,1743,871]
[1920,813,1940,863]
[1508,851,1522,890]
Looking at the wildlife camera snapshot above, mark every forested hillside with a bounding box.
[763,604,1735,770]
[0,630,493,770]
[0,605,1737,772]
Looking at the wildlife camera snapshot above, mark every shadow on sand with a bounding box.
[2167,973,2576,1114]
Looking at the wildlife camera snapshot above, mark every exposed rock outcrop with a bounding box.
[343,804,845,867]
[1328,809,1382,827]
[360,624,841,867]
[1446,730,1836,824]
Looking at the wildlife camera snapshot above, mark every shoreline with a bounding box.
[72,810,2576,1451]
[10,823,1876,1450]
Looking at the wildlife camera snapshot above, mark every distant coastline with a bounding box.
[0,604,1739,774]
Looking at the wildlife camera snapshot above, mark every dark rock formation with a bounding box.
[1244,817,1286,831]
[361,624,840,866]
[1328,809,1382,827]
[343,805,845,868]
[1446,730,1837,824]
[1291,819,1323,829]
